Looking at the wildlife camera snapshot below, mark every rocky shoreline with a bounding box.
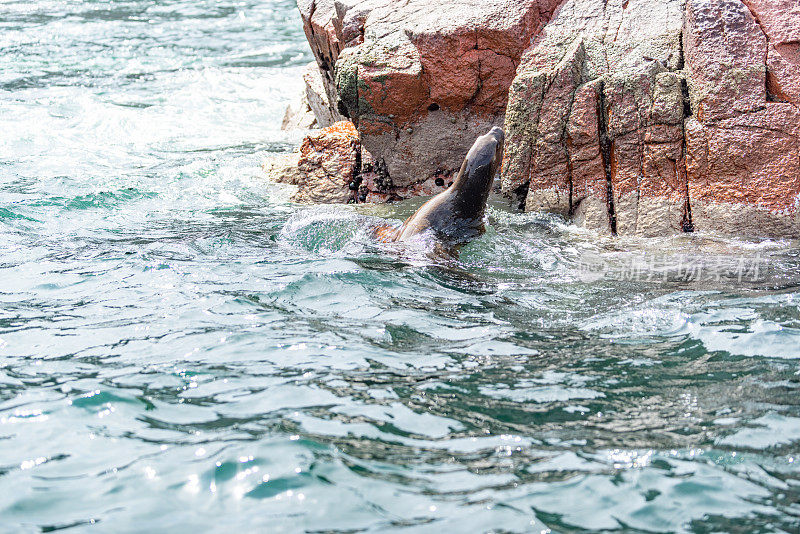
[269,0,799,237]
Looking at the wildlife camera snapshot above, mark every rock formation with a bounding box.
[267,120,462,204]
[684,0,800,236]
[501,0,689,235]
[297,0,563,193]
[291,0,800,236]
[501,0,800,236]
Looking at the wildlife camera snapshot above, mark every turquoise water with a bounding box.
[2,1,800,532]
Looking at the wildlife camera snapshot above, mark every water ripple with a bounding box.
[1,0,800,532]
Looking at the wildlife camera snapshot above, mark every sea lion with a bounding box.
[375,126,504,249]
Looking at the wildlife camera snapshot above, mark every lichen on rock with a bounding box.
[500,0,800,236]
[269,121,361,204]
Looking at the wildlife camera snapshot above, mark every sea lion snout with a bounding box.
[466,127,504,172]
[487,126,504,143]
[458,126,504,203]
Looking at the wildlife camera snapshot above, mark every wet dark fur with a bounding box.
[375,127,505,250]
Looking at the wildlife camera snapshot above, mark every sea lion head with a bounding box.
[450,126,504,219]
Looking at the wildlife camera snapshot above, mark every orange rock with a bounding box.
[274,121,361,204]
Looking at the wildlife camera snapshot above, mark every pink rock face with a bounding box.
[503,0,690,235]
[685,0,800,233]
[501,0,800,236]
[686,106,800,211]
[742,0,800,103]
[684,0,767,121]
[298,0,562,191]
[567,81,607,210]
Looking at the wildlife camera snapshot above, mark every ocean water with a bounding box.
[2,1,800,532]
